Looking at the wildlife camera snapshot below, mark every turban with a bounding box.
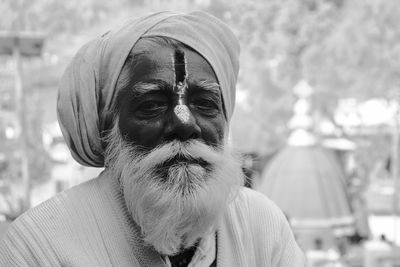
[57,11,240,167]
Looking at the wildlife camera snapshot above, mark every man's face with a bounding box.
[117,39,226,149]
[107,39,241,255]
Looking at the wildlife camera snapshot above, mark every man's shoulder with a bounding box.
[0,174,127,266]
[223,187,291,238]
[25,176,102,218]
[233,187,287,220]
[5,175,108,239]
[219,187,306,266]
[226,187,294,240]
[0,173,148,266]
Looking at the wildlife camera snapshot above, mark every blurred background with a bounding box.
[0,0,400,266]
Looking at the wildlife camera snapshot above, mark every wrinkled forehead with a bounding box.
[126,38,219,86]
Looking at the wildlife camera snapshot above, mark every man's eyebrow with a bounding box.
[130,80,172,96]
[190,80,221,95]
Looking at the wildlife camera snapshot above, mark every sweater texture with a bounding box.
[0,171,306,266]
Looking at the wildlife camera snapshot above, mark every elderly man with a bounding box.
[0,11,305,266]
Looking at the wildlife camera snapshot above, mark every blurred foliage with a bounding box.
[0,74,51,204]
[0,0,123,34]
[25,91,52,184]
[202,0,400,154]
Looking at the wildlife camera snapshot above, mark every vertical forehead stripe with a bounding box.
[174,49,187,85]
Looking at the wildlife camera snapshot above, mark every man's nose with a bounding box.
[164,105,201,142]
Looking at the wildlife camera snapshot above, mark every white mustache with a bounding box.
[136,140,222,172]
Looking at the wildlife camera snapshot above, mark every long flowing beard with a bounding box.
[104,123,243,255]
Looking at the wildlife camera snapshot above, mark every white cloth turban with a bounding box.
[57,11,240,167]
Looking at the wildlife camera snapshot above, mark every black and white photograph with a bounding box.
[0,1,399,266]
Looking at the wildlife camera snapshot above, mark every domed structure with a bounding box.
[255,81,355,251]
[257,145,353,228]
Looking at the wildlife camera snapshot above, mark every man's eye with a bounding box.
[136,101,168,117]
[191,99,219,115]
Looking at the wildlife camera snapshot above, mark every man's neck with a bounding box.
[168,245,197,267]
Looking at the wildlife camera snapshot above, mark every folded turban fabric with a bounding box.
[57,11,240,167]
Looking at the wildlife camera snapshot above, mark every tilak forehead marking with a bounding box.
[174,49,187,86]
[172,49,190,124]
[172,49,188,96]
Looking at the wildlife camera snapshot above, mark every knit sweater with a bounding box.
[0,171,306,266]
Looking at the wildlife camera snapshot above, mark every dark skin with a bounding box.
[117,39,226,150]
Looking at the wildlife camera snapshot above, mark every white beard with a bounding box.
[104,122,243,255]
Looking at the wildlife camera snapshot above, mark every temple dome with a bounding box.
[255,144,355,249]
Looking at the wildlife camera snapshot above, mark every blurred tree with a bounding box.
[204,0,400,156]
[203,0,343,153]
[0,61,51,214]
[303,0,400,101]
[25,91,52,184]
[0,0,124,34]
